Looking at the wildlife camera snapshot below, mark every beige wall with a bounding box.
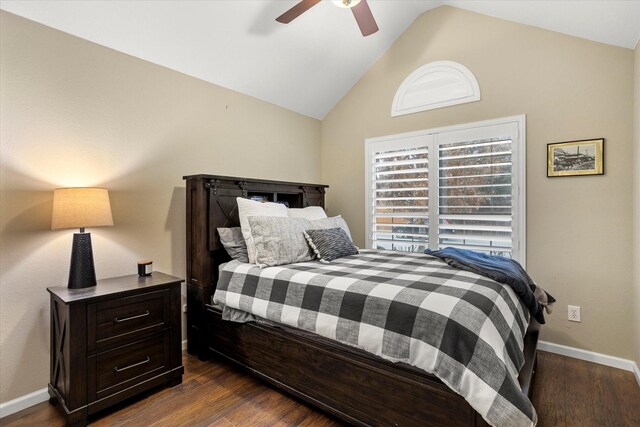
[634,41,640,367]
[0,11,321,403]
[321,7,635,359]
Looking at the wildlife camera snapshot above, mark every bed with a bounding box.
[184,174,540,427]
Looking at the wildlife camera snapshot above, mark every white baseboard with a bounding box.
[0,387,49,419]
[538,340,640,386]
[182,339,188,351]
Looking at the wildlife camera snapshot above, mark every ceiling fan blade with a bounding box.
[351,0,378,37]
[276,0,322,24]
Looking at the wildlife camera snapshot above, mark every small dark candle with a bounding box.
[138,260,152,276]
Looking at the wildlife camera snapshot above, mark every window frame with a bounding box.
[364,115,526,266]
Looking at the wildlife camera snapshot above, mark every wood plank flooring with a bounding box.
[2,351,638,426]
[531,352,640,427]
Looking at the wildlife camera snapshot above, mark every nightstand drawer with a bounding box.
[88,289,169,352]
[89,334,169,401]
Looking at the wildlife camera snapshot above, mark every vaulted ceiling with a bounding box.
[2,0,639,119]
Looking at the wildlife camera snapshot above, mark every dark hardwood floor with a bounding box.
[2,351,639,426]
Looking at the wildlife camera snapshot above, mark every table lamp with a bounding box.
[52,187,114,289]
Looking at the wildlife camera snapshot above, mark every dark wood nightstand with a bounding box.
[47,272,184,426]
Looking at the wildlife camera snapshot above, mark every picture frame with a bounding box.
[547,138,604,177]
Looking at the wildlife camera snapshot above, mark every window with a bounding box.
[365,116,526,264]
[391,61,481,117]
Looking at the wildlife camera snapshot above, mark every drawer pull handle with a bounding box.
[114,356,150,373]
[113,311,149,323]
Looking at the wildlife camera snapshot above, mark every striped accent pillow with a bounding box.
[304,228,359,263]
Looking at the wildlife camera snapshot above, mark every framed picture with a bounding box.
[547,138,604,177]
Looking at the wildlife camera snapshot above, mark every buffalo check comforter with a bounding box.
[213,249,536,427]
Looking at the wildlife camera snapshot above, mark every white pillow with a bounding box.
[288,206,328,220]
[236,197,288,264]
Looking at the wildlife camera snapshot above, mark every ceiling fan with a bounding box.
[276,0,379,37]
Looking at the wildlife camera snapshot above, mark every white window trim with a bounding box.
[364,115,526,266]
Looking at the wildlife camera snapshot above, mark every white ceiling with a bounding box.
[1,1,639,120]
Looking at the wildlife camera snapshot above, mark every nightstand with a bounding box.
[47,272,184,426]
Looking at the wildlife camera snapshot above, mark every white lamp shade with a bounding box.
[52,187,114,230]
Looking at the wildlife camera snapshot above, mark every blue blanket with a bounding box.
[425,247,554,324]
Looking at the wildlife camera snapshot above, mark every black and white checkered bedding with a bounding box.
[213,249,536,427]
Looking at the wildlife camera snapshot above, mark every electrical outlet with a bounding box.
[568,305,581,322]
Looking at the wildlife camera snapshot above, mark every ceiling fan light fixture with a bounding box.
[332,0,362,9]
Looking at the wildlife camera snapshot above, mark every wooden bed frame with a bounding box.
[184,174,539,427]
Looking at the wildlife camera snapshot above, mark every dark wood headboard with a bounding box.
[183,174,328,357]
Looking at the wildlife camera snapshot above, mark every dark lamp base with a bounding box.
[68,232,97,289]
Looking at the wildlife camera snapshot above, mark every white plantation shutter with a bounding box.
[438,137,514,256]
[370,145,429,252]
[365,116,525,263]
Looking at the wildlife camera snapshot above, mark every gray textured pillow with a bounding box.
[248,216,353,267]
[217,227,249,263]
[237,197,288,264]
[304,228,359,263]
